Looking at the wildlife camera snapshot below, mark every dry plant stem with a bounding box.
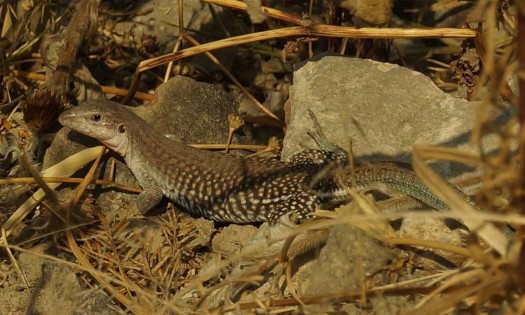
[1,229,31,290]
[385,237,471,257]
[313,209,525,233]
[203,0,303,24]
[12,70,154,101]
[224,284,457,311]
[471,4,514,106]
[164,35,184,82]
[127,25,477,102]
[1,146,105,235]
[519,297,525,315]
[184,34,283,125]
[0,177,142,193]
[430,0,470,12]
[3,244,185,313]
[413,145,508,255]
[15,221,98,247]
[308,0,314,58]
[68,146,106,211]
[414,267,486,309]
[49,0,100,93]
[63,147,140,311]
[19,153,67,224]
[164,0,185,82]
[178,0,184,36]
[473,32,514,102]
[406,272,508,315]
[517,0,525,294]
[136,25,476,73]
[207,0,476,32]
[286,260,306,307]
[1,150,103,295]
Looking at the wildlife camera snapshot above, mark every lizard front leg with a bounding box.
[135,182,164,214]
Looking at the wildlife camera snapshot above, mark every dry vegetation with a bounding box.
[0,0,523,313]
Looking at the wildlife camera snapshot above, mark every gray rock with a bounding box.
[27,261,118,315]
[0,243,117,315]
[135,76,237,144]
[279,56,512,312]
[283,56,513,176]
[296,224,393,296]
[211,225,259,257]
[189,217,215,248]
[400,217,466,269]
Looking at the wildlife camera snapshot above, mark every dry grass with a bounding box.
[0,0,523,314]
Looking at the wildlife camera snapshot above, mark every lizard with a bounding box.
[57,99,467,224]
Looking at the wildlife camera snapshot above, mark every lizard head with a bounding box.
[58,100,133,156]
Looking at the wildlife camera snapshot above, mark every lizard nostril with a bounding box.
[118,124,126,133]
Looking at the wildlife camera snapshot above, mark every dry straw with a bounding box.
[1,0,522,313]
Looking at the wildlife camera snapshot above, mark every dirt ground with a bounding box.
[0,0,522,314]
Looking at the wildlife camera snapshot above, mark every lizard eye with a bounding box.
[91,114,101,122]
[118,124,126,133]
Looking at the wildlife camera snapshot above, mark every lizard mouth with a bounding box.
[57,111,103,140]
[58,111,76,127]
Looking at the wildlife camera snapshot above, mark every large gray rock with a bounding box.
[283,56,514,176]
[278,56,510,311]
[135,75,238,144]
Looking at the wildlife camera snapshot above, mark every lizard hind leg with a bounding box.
[268,193,319,225]
[307,109,347,155]
[306,110,352,172]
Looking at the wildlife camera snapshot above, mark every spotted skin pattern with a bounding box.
[59,100,351,224]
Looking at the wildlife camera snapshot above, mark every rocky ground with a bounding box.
[0,0,519,314]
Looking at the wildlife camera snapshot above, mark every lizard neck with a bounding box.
[104,134,130,157]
